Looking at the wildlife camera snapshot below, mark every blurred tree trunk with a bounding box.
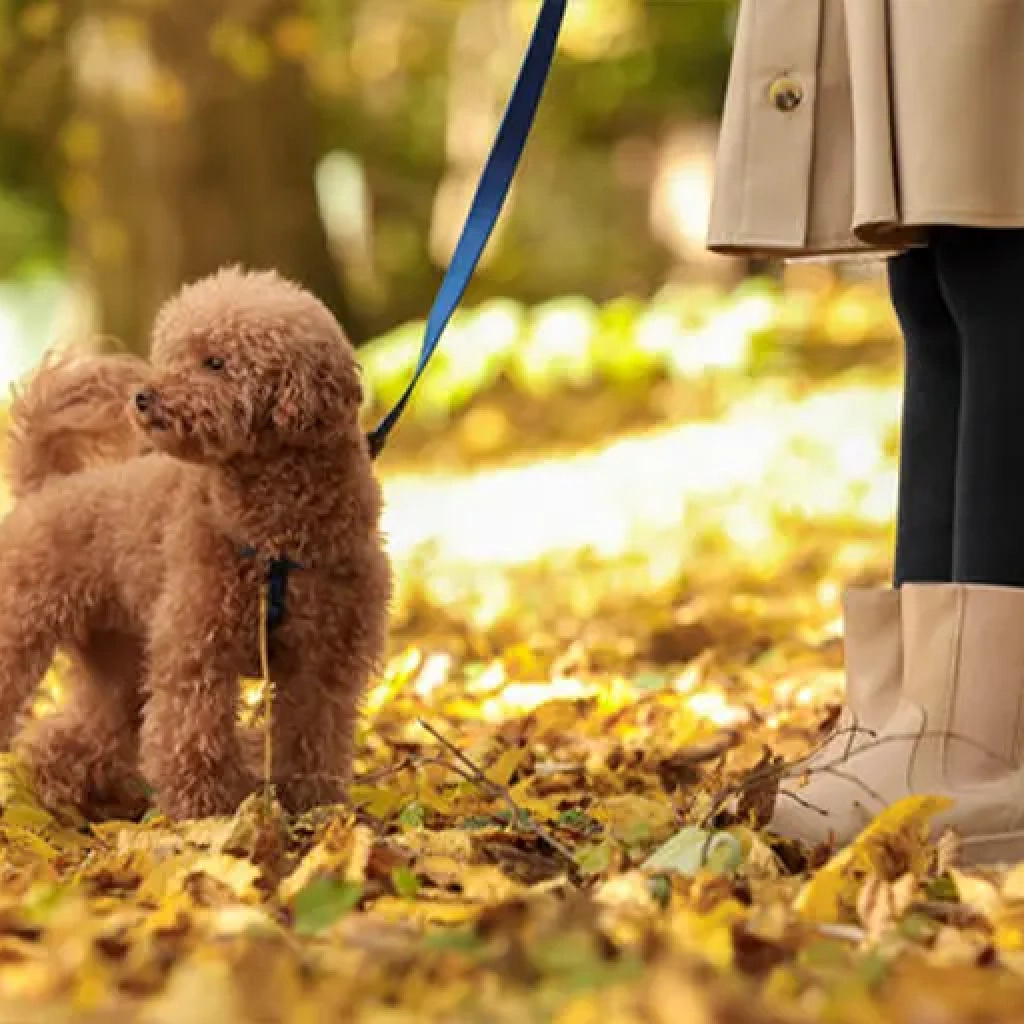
[67,0,356,355]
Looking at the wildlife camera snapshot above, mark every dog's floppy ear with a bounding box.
[272,349,362,443]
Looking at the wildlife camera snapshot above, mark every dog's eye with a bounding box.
[202,356,225,371]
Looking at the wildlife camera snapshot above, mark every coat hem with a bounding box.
[709,207,1024,260]
[898,208,1024,230]
[707,235,899,259]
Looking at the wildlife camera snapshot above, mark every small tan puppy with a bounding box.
[0,267,390,819]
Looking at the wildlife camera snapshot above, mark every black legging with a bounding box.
[891,228,1024,587]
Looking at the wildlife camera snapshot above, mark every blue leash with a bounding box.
[366,0,568,459]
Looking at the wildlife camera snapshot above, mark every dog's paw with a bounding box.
[275,776,347,815]
[86,773,153,822]
[19,724,151,821]
[32,767,151,823]
[155,768,258,821]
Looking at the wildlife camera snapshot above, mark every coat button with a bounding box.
[769,76,803,112]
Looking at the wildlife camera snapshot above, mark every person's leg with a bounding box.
[934,228,1024,586]
[888,244,962,585]
[768,248,961,841]
[765,234,1024,859]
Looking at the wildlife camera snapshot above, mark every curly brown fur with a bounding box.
[0,267,391,820]
[6,351,149,499]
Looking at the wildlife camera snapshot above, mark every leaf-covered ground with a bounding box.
[3,280,1022,1023]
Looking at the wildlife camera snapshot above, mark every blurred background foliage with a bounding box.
[0,0,745,375]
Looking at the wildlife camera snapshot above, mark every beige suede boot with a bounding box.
[772,584,1024,866]
[768,587,903,842]
[892,584,1024,865]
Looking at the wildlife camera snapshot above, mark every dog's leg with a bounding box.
[19,633,149,820]
[0,527,73,745]
[268,566,388,813]
[269,672,362,813]
[0,632,55,748]
[269,615,381,812]
[140,588,255,820]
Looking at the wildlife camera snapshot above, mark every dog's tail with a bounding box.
[3,351,149,500]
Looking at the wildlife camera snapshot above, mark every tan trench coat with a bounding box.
[708,0,1024,257]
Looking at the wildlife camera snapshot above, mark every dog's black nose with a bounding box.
[134,389,155,413]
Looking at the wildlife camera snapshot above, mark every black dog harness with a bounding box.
[238,546,304,633]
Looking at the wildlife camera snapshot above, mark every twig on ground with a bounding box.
[264,755,458,799]
[712,724,1017,833]
[816,765,888,808]
[416,718,579,875]
[354,759,416,786]
[786,723,1013,781]
[814,923,867,943]
[775,787,829,817]
[909,900,988,929]
[789,720,877,775]
[840,717,877,761]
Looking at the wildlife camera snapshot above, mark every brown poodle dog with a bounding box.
[0,267,390,820]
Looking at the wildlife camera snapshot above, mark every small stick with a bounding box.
[775,787,828,818]
[814,923,866,943]
[699,721,1014,840]
[354,758,416,785]
[417,718,578,874]
[786,726,1013,780]
[816,765,888,808]
[908,900,988,929]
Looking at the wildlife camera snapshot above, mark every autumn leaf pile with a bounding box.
[4,279,1024,1023]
